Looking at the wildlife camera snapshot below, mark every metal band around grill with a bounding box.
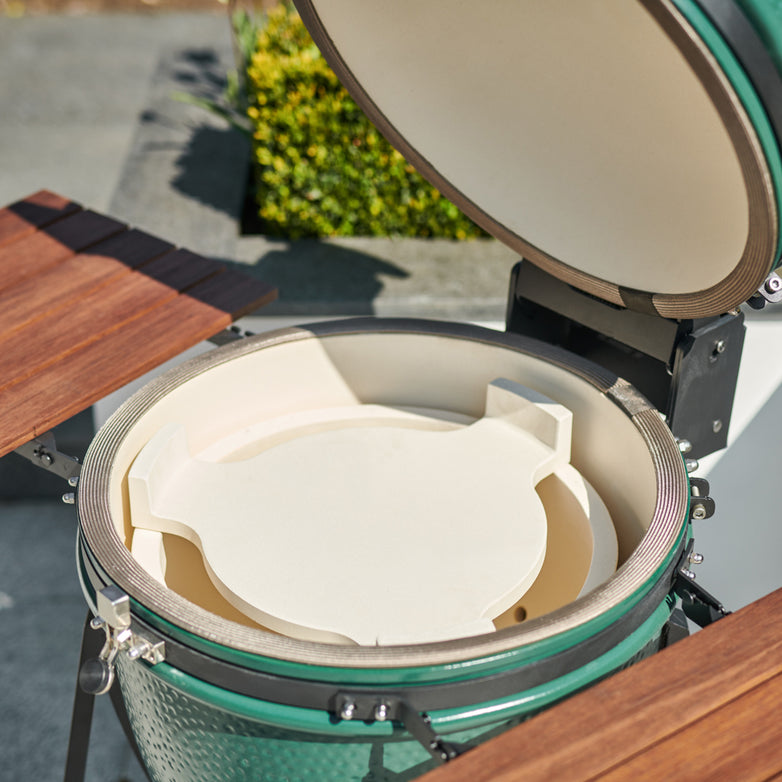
[78,533,685,717]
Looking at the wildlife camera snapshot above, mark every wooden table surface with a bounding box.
[0,190,277,458]
[420,586,782,781]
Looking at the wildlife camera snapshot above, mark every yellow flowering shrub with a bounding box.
[245,4,486,238]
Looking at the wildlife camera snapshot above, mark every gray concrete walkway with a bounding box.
[0,12,518,324]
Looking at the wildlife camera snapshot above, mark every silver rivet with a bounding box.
[68,476,79,487]
[62,492,75,505]
[714,339,726,354]
[374,703,389,722]
[39,452,53,466]
[677,439,692,454]
[127,643,150,661]
[90,616,105,630]
[680,567,696,580]
[712,419,723,433]
[766,276,782,293]
[340,701,356,721]
[691,504,707,520]
[685,459,699,473]
[689,552,705,565]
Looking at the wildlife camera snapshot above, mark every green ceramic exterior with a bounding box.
[115,601,673,782]
[674,0,782,264]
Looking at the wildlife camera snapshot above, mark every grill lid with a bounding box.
[293,0,782,318]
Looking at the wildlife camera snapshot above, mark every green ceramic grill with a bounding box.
[73,2,782,780]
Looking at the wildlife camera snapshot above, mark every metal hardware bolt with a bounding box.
[685,459,699,474]
[62,492,75,505]
[90,616,106,631]
[68,475,79,487]
[712,419,723,433]
[766,276,782,294]
[677,439,693,455]
[689,552,705,565]
[38,451,53,466]
[340,700,357,721]
[691,504,707,520]
[374,702,389,722]
[680,567,697,580]
[713,339,726,354]
[127,643,147,661]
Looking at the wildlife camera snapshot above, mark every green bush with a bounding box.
[244,4,486,239]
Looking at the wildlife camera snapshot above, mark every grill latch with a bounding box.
[78,585,165,696]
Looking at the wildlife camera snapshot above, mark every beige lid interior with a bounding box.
[296,0,778,316]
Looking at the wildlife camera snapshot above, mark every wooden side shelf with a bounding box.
[0,190,277,458]
[420,587,782,781]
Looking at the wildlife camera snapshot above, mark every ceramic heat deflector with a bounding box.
[127,377,617,645]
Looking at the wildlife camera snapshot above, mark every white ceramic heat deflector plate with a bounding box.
[128,378,609,645]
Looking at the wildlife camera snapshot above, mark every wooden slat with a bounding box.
[598,672,782,782]
[0,209,126,294]
[135,247,226,291]
[420,587,782,782]
[0,269,276,456]
[0,190,276,458]
[37,208,125,250]
[180,267,279,321]
[0,229,172,337]
[0,248,235,394]
[0,190,80,248]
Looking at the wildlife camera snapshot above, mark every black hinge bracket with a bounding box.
[688,477,715,521]
[331,693,463,763]
[14,431,82,482]
[673,542,730,628]
[506,261,745,458]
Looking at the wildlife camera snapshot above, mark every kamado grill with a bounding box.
[3,1,782,780]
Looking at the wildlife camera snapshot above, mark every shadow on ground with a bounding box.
[222,240,411,315]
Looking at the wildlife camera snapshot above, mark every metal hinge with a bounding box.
[332,693,463,763]
[747,270,782,309]
[673,542,729,628]
[14,431,81,483]
[207,325,255,346]
[688,477,715,521]
[78,586,165,696]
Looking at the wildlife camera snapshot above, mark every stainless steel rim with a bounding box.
[78,318,689,668]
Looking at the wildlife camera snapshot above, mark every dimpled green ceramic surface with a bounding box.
[115,604,671,782]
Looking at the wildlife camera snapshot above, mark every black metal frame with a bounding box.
[64,613,152,782]
[506,261,746,459]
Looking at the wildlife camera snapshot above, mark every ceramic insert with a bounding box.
[128,377,617,645]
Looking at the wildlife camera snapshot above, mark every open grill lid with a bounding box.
[293,0,782,319]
